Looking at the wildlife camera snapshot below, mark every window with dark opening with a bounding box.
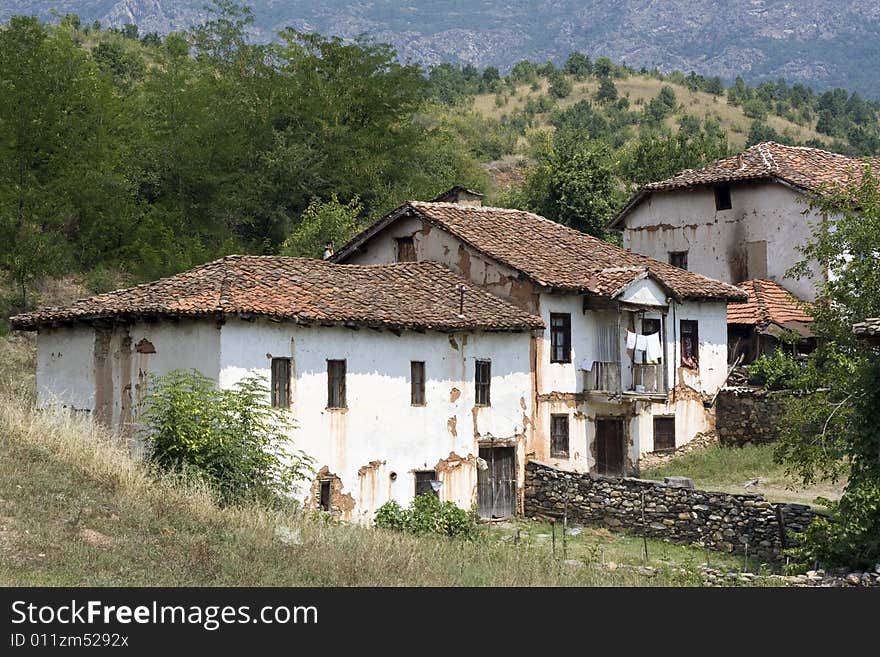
[669,251,688,270]
[411,361,426,405]
[396,236,416,262]
[550,414,570,458]
[270,357,291,408]
[414,471,438,497]
[714,184,732,211]
[550,313,572,363]
[327,359,347,408]
[475,360,491,406]
[319,480,331,511]
[653,417,675,452]
[680,320,699,369]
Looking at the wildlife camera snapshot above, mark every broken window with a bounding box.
[411,360,426,405]
[327,359,347,408]
[714,184,732,211]
[653,416,675,452]
[680,320,699,369]
[396,236,416,262]
[270,357,291,408]
[319,480,332,511]
[550,414,570,458]
[669,251,688,270]
[550,313,572,363]
[414,471,438,497]
[475,360,491,406]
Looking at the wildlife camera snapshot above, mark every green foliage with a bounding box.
[774,170,880,567]
[595,77,619,103]
[548,70,573,99]
[281,195,362,258]
[564,52,591,79]
[374,493,479,539]
[620,120,729,185]
[746,349,807,390]
[139,369,313,506]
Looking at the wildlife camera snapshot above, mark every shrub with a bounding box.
[140,369,313,506]
[375,493,478,539]
[747,349,804,389]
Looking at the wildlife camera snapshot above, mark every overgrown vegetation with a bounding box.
[140,369,313,506]
[772,169,880,569]
[374,494,478,539]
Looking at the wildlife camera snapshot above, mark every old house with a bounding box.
[11,256,544,521]
[610,141,880,305]
[727,279,815,364]
[332,196,746,476]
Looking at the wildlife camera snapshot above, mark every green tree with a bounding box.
[281,195,362,258]
[775,169,880,568]
[140,369,314,506]
[595,77,618,103]
[564,51,591,79]
[548,70,573,99]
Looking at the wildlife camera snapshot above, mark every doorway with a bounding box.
[477,446,516,518]
[596,418,625,475]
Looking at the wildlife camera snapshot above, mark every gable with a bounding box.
[616,277,668,307]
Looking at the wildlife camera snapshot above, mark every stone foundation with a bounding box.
[715,387,792,446]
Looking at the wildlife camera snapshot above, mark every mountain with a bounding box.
[4,1,880,97]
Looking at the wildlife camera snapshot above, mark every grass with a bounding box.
[474,76,823,149]
[640,444,845,508]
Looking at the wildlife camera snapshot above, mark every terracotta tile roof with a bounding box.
[337,201,746,301]
[853,317,880,339]
[10,257,544,332]
[646,141,880,193]
[611,141,880,227]
[727,279,813,331]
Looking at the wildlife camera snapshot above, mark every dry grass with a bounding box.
[474,76,823,149]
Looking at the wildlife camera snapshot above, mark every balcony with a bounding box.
[631,363,666,395]
[584,361,621,394]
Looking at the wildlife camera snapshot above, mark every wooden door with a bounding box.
[477,446,516,518]
[596,419,625,475]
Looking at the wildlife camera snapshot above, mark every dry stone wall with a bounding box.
[523,461,818,561]
[715,387,791,446]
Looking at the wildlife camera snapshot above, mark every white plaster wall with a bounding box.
[667,300,729,395]
[36,326,97,412]
[622,183,823,301]
[218,318,533,523]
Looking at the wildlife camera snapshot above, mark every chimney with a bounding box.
[431,186,484,206]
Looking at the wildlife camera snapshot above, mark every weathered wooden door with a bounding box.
[596,419,625,475]
[478,446,516,518]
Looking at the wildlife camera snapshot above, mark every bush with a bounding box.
[375,493,478,539]
[140,369,313,506]
[747,349,804,389]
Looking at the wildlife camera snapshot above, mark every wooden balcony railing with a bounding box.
[631,363,666,394]
[584,361,621,394]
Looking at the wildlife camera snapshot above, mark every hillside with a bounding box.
[472,75,824,151]
[4,1,880,97]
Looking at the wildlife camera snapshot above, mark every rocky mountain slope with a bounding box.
[4,1,880,96]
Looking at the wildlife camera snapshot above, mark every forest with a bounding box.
[3,2,880,322]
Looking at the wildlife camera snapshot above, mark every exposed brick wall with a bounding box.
[523,461,818,561]
[715,387,791,446]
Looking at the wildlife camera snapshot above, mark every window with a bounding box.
[714,184,732,211]
[550,313,572,363]
[414,471,438,497]
[411,361,426,405]
[396,236,416,262]
[319,480,332,511]
[597,319,620,362]
[680,320,699,369]
[475,360,491,406]
[270,357,291,408]
[669,251,688,270]
[550,414,570,457]
[327,359,347,408]
[653,417,675,452]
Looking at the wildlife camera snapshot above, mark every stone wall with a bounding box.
[715,387,791,446]
[523,461,818,561]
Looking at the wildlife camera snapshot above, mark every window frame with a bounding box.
[714,184,732,211]
[668,250,688,270]
[550,312,572,363]
[327,359,347,409]
[319,480,332,512]
[414,470,438,498]
[680,320,699,369]
[395,236,416,262]
[550,413,570,458]
[270,357,291,408]
[410,360,426,406]
[653,416,676,452]
[475,359,491,407]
